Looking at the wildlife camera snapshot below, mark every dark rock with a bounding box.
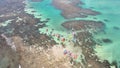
[113,26,120,30]
[111,61,118,68]
[29,7,34,8]
[93,17,97,19]
[104,19,109,22]
[31,10,36,13]
[62,20,105,31]
[31,0,43,2]
[102,38,112,43]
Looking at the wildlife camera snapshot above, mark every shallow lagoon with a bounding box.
[81,0,120,64]
[25,0,120,66]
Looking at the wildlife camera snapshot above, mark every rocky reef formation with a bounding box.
[62,20,105,31]
[52,0,100,19]
[62,20,111,68]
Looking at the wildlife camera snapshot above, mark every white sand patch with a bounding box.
[52,45,64,60]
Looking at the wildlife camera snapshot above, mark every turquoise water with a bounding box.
[25,0,86,63]
[81,0,120,64]
[25,0,66,31]
[25,0,120,65]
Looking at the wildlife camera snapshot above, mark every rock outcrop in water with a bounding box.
[31,0,43,2]
[52,0,100,19]
[113,26,120,30]
[62,20,105,31]
[102,38,112,43]
[61,19,112,68]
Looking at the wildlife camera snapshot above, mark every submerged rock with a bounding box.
[113,26,120,30]
[102,38,112,43]
[31,10,36,13]
[52,0,100,19]
[31,0,43,2]
[104,19,109,22]
[111,61,118,68]
[62,20,105,31]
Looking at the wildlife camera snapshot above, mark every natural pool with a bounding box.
[25,0,120,67]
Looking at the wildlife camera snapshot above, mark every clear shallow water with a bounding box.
[25,0,66,31]
[81,0,120,63]
[25,0,71,44]
[25,0,85,62]
[25,0,120,65]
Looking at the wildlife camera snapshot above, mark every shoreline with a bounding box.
[0,0,117,68]
[0,0,58,68]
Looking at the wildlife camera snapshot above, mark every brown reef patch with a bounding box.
[52,0,100,19]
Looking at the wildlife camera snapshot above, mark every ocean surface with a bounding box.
[25,0,120,66]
